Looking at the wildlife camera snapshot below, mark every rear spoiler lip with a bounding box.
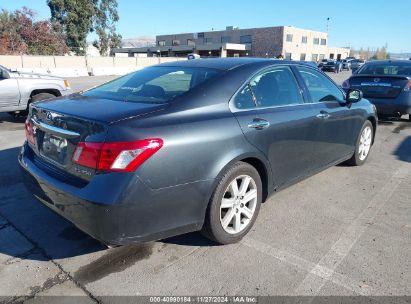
[350,74,411,80]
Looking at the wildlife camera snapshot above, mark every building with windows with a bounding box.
[112,26,350,61]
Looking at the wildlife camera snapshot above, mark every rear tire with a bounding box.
[201,162,262,245]
[346,120,374,166]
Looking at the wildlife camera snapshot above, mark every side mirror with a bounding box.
[346,89,363,103]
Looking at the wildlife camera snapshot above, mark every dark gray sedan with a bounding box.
[19,58,377,246]
[342,60,411,120]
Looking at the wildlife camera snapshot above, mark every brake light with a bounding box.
[25,120,36,145]
[72,139,163,172]
[342,79,350,89]
[404,80,411,92]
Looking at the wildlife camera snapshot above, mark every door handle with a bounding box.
[248,119,270,130]
[316,111,330,119]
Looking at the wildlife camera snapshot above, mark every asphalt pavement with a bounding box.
[0,71,410,302]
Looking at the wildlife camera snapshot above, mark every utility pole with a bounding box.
[326,17,330,36]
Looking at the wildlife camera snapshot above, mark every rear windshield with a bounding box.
[357,62,411,76]
[82,66,222,103]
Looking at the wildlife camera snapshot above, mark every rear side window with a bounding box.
[297,67,345,102]
[234,66,303,109]
[83,66,222,104]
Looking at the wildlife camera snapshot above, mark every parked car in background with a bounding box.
[317,59,330,68]
[350,59,366,73]
[20,58,377,246]
[0,65,71,117]
[342,60,411,120]
[322,60,342,73]
[342,59,353,71]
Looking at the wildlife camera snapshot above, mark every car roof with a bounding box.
[158,57,315,71]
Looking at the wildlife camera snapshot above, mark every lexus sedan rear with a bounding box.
[20,59,377,246]
[342,60,411,120]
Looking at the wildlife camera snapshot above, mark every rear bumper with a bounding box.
[366,94,411,116]
[19,143,211,245]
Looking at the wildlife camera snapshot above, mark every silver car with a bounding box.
[350,60,366,73]
[0,65,71,116]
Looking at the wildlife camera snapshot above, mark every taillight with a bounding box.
[404,80,411,92]
[342,79,350,89]
[25,120,36,145]
[72,139,163,172]
[72,142,104,169]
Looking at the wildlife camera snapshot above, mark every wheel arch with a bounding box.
[367,115,377,144]
[209,152,273,206]
[30,89,61,98]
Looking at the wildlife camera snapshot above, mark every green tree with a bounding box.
[47,0,121,56]
[47,0,95,55]
[93,0,122,55]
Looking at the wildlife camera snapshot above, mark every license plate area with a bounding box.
[39,133,68,165]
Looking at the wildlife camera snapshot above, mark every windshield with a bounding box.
[357,62,411,76]
[0,65,10,71]
[82,66,222,103]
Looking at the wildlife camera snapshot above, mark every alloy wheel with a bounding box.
[359,126,372,161]
[219,175,258,234]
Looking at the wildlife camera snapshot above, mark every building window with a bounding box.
[172,40,180,46]
[312,54,318,62]
[313,38,320,45]
[221,36,232,43]
[329,53,335,59]
[187,39,195,46]
[321,39,327,45]
[285,52,292,60]
[205,37,213,44]
[198,32,205,39]
[158,40,165,46]
[319,54,325,60]
[300,53,306,61]
[286,34,293,42]
[301,36,308,44]
[240,35,252,44]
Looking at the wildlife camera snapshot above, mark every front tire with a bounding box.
[202,162,262,245]
[20,93,57,116]
[346,120,374,166]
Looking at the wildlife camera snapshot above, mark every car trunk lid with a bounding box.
[26,95,166,182]
[349,75,409,99]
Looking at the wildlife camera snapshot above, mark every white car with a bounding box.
[0,65,71,116]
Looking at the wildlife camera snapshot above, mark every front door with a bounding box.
[0,68,20,108]
[295,66,358,166]
[231,65,318,188]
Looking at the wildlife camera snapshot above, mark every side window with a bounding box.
[297,67,345,102]
[234,85,256,109]
[250,67,303,108]
[234,67,303,109]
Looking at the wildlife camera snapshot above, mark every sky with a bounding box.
[0,0,410,53]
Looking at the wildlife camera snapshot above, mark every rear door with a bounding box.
[0,68,20,108]
[231,65,318,188]
[295,66,358,166]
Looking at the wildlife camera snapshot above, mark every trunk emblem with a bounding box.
[374,78,380,83]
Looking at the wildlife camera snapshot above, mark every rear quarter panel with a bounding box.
[106,102,270,190]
